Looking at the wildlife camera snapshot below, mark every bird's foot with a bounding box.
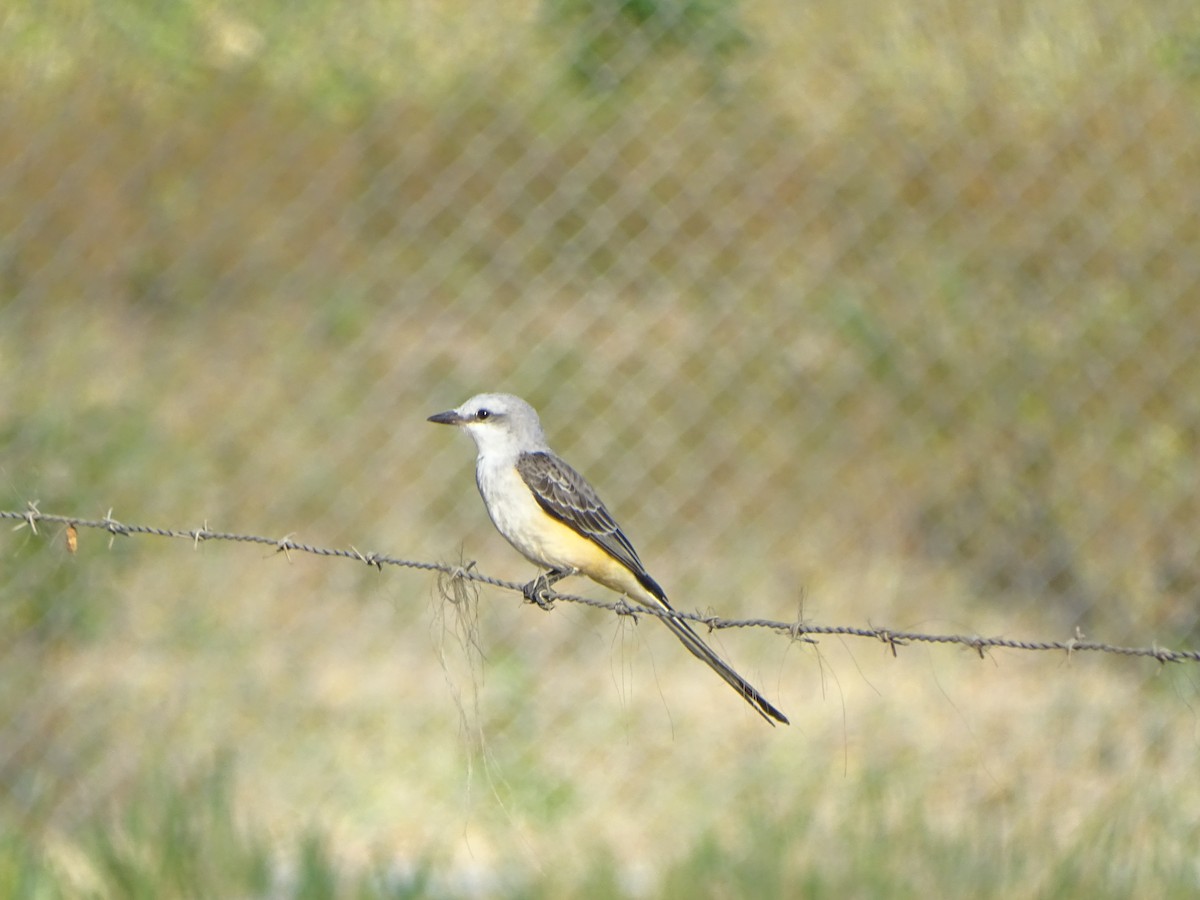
[521,569,571,610]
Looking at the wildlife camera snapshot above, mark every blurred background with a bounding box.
[2,1,1199,895]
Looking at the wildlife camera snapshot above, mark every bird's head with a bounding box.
[428,393,548,456]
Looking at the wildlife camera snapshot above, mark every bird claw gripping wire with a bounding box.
[522,568,573,610]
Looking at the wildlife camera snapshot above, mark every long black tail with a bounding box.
[657,606,789,726]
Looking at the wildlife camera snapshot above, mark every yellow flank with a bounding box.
[529,512,649,600]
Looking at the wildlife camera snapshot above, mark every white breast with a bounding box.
[475,456,559,566]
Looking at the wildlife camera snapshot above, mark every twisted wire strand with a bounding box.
[5,505,1197,664]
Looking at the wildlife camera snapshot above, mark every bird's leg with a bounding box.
[522,567,573,610]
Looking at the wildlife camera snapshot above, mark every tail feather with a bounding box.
[628,569,788,725]
[659,609,790,726]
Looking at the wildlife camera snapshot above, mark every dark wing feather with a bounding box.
[516,451,662,596]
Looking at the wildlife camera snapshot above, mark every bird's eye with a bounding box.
[475,409,491,421]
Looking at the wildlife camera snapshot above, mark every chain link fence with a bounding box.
[3,2,1199,893]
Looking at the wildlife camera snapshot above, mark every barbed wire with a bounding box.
[4,503,1198,665]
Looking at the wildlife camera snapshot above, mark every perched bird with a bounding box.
[429,392,788,725]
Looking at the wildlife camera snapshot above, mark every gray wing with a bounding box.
[516,451,656,588]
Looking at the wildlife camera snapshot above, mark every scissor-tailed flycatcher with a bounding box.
[429,392,789,725]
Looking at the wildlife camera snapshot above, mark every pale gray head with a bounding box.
[427,392,550,457]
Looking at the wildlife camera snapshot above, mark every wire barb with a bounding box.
[875,629,908,657]
[613,599,640,620]
[787,620,819,646]
[191,520,211,548]
[274,533,297,561]
[101,508,129,548]
[21,499,41,535]
[350,546,384,570]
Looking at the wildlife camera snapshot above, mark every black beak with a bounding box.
[427,410,463,425]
